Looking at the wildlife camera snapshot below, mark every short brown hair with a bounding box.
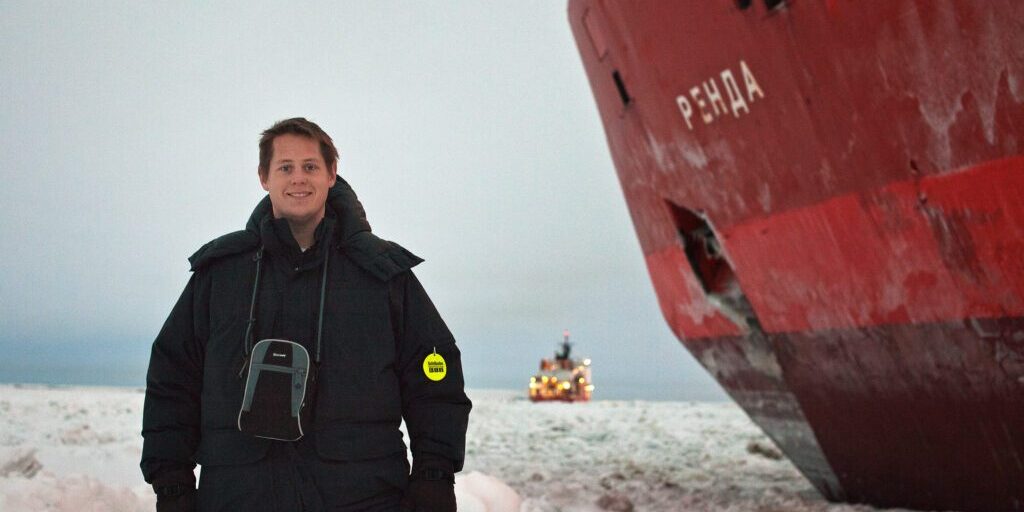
[258,117,339,180]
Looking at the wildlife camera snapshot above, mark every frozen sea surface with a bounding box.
[0,385,928,511]
[462,390,929,512]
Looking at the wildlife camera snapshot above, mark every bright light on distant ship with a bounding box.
[528,330,593,402]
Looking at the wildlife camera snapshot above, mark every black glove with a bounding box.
[400,455,456,512]
[153,468,197,512]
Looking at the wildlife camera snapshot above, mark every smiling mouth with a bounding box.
[286,192,312,198]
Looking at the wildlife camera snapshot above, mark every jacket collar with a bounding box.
[245,176,371,245]
[259,210,337,272]
[189,177,370,270]
[188,176,422,281]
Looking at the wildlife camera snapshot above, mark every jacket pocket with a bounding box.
[314,424,406,462]
[196,428,270,466]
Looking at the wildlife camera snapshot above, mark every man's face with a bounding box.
[260,133,337,226]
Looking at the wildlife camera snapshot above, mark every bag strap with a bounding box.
[242,247,265,357]
[314,248,330,363]
[242,245,331,363]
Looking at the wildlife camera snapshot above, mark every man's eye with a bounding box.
[279,165,291,172]
[304,164,317,171]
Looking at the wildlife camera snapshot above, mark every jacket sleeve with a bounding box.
[140,272,207,484]
[391,270,472,472]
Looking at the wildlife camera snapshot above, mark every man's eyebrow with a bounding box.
[273,158,319,164]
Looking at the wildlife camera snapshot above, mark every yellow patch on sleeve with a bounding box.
[423,350,447,381]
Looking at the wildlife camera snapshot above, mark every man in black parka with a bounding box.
[141,118,471,512]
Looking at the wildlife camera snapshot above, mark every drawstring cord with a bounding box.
[239,245,331,378]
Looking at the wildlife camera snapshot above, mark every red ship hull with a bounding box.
[567,1,1024,510]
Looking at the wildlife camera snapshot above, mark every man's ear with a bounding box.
[328,163,338,187]
[259,168,270,192]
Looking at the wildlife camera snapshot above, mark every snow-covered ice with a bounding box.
[461,390,923,512]
[0,385,922,511]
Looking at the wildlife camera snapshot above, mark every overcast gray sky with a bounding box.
[0,1,726,401]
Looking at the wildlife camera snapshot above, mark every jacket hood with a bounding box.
[188,177,421,279]
[243,176,371,242]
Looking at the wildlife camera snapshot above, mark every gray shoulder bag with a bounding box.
[236,247,328,441]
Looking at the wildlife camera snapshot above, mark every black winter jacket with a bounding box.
[141,178,471,509]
